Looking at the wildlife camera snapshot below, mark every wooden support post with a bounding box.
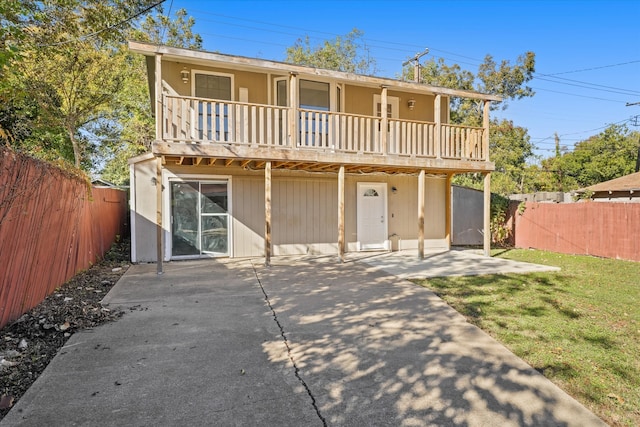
[338,165,345,262]
[483,100,491,162]
[434,94,442,159]
[265,161,272,266]
[288,72,298,148]
[483,172,491,257]
[155,53,163,142]
[156,156,163,274]
[445,174,452,250]
[418,170,425,259]
[381,85,388,154]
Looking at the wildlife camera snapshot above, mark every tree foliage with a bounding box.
[538,124,639,191]
[285,29,377,75]
[414,52,535,126]
[409,52,537,194]
[134,6,203,49]
[0,1,201,182]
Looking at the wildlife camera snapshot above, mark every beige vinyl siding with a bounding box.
[425,177,447,239]
[344,174,447,251]
[130,157,160,262]
[130,161,448,260]
[163,61,269,103]
[232,177,264,257]
[343,84,442,122]
[272,177,338,255]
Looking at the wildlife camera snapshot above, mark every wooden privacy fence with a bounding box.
[508,201,640,262]
[0,147,128,328]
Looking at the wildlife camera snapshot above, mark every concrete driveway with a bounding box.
[1,254,604,426]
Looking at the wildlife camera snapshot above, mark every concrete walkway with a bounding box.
[1,254,604,427]
[350,248,561,279]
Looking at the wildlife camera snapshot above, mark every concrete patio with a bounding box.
[1,252,604,427]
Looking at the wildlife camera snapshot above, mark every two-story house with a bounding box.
[128,41,500,270]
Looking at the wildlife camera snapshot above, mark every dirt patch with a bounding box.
[0,240,131,420]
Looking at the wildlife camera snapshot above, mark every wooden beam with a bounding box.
[288,72,298,147]
[152,142,496,174]
[255,161,266,168]
[338,165,345,262]
[445,174,452,249]
[176,156,185,165]
[434,94,442,159]
[156,156,163,274]
[194,157,203,166]
[154,53,162,141]
[483,100,491,162]
[381,85,388,155]
[418,170,425,260]
[224,159,234,167]
[239,159,251,168]
[264,161,272,267]
[483,172,491,257]
[208,158,217,166]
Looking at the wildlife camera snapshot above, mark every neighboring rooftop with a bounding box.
[581,171,640,193]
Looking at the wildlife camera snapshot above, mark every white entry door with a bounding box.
[357,182,388,250]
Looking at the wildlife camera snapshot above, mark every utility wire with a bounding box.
[543,60,640,76]
[158,0,174,44]
[36,0,166,47]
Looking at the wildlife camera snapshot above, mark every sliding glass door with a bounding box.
[171,180,229,258]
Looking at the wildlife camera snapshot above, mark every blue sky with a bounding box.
[168,0,640,161]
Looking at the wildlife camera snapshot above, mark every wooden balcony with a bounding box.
[155,95,493,174]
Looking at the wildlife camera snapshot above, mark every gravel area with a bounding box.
[0,240,130,420]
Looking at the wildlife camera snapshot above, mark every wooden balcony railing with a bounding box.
[162,95,487,161]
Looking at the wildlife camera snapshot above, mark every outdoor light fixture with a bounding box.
[407,98,416,110]
[180,67,189,84]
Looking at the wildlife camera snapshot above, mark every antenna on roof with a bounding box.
[402,48,429,83]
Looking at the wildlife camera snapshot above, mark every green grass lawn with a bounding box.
[413,249,640,427]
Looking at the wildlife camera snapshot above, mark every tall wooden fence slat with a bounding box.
[509,201,640,262]
[0,147,127,328]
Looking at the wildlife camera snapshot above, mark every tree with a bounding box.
[408,52,536,193]
[414,52,535,126]
[452,119,536,195]
[134,6,203,48]
[285,29,377,75]
[97,7,204,184]
[538,124,639,190]
[21,42,128,168]
[488,119,536,194]
[1,0,161,167]
[1,1,202,181]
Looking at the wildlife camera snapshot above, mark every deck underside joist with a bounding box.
[155,142,495,175]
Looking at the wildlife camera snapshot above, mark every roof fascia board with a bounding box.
[128,41,502,102]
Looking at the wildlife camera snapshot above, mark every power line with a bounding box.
[534,76,640,97]
[531,118,633,148]
[543,60,640,76]
[535,74,640,96]
[37,0,166,47]
[528,86,624,103]
[158,0,174,45]
[187,9,640,98]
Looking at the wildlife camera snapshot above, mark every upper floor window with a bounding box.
[276,78,342,112]
[194,73,232,100]
[300,80,329,111]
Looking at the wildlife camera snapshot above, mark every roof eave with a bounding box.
[128,41,503,102]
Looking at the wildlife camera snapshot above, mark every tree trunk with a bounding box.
[67,125,81,168]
